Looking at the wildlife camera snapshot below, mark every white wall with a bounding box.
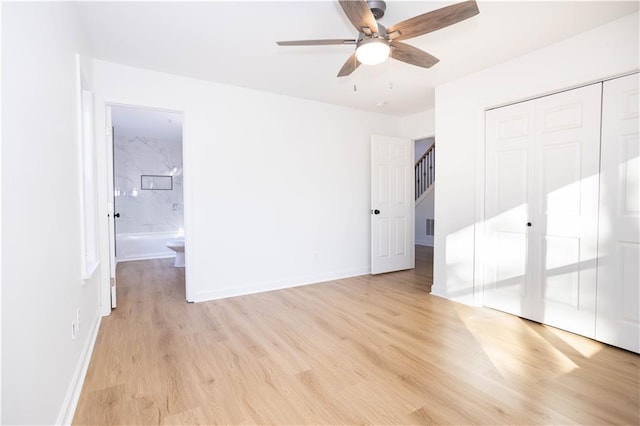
[433,12,640,305]
[400,108,434,140]
[415,188,434,247]
[93,60,401,303]
[1,3,102,424]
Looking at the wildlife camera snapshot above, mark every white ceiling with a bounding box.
[111,105,183,141]
[76,1,639,116]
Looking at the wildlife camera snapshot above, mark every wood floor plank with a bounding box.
[73,247,640,425]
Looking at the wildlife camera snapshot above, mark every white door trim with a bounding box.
[105,106,117,308]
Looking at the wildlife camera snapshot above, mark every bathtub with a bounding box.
[115,231,183,263]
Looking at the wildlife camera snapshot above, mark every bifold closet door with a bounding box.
[529,84,602,338]
[596,73,640,353]
[485,83,602,338]
[485,100,535,319]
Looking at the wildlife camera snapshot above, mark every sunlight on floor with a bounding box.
[454,305,581,381]
[541,325,602,358]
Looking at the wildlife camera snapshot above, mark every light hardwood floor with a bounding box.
[74,246,639,425]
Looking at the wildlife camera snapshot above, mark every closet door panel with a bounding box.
[540,143,582,216]
[596,73,640,353]
[531,83,602,337]
[542,235,580,307]
[484,102,534,317]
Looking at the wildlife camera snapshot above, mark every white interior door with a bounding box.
[485,83,601,338]
[105,106,117,309]
[484,100,535,318]
[530,83,602,338]
[371,135,414,274]
[596,73,640,353]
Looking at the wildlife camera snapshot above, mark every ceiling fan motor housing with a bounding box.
[359,23,387,42]
[367,0,386,20]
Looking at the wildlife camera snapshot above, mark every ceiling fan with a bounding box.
[276,0,479,77]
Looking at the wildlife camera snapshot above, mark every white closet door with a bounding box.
[530,83,602,338]
[596,73,640,353]
[485,101,535,318]
[485,83,601,338]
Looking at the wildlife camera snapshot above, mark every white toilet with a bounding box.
[166,239,185,267]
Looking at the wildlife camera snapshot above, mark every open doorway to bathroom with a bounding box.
[110,105,185,281]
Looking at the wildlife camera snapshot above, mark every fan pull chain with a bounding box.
[353,53,358,92]
[388,48,394,90]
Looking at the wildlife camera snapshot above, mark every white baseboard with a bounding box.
[193,267,371,302]
[416,238,434,247]
[56,314,101,425]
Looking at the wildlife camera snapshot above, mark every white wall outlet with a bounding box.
[71,322,77,341]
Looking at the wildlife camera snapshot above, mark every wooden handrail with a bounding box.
[415,143,435,167]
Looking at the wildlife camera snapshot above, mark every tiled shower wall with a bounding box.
[114,132,184,234]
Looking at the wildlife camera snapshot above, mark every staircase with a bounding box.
[415,143,435,200]
[415,143,435,246]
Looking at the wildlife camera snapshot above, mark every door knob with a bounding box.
[373,209,380,215]
[527,222,532,227]
[114,213,121,218]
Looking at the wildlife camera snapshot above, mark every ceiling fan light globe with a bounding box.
[355,38,390,65]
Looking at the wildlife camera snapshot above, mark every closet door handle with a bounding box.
[527,222,532,227]
[114,213,121,218]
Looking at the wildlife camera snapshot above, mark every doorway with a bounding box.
[414,136,435,291]
[106,104,186,307]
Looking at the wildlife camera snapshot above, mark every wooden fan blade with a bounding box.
[387,0,479,41]
[277,39,357,46]
[390,41,439,68]
[339,0,379,34]
[337,52,361,77]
